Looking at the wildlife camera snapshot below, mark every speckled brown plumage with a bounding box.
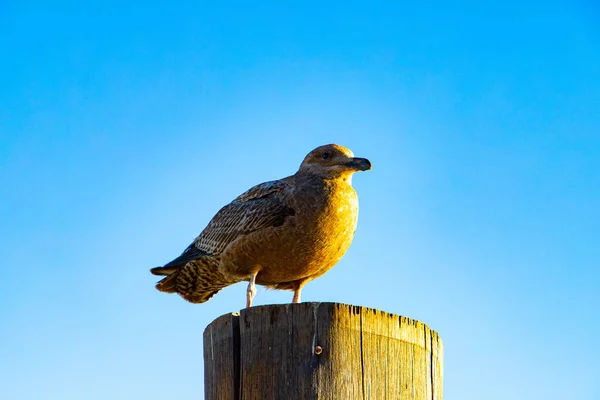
[150,144,371,307]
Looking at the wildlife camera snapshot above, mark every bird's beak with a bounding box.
[345,157,372,171]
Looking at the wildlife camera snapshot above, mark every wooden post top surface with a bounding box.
[204,302,443,400]
[205,302,442,348]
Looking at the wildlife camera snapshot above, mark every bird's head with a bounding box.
[298,144,372,182]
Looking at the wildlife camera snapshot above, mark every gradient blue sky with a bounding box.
[1,1,599,399]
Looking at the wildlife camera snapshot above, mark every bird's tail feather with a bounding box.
[151,256,236,304]
[151,269,179,293]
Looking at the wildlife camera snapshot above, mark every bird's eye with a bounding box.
[322,152,330,160]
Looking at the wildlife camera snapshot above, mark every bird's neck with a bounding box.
[295,171,354,187]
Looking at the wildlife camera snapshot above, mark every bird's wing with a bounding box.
[154,180,294,271]
[155,245,209,271]
[194,180,295,255]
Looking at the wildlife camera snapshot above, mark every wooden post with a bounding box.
[203,302,443,400]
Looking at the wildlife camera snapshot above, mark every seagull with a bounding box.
[150,144,371,307]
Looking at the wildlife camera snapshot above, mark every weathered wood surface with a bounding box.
[203,302,443,400]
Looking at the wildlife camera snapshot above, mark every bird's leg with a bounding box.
[292,287,302,304]
[246,272,258,308]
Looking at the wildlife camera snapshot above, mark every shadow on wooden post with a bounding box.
[203,302,443,400]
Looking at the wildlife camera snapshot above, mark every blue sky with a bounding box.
[1,1,599,399]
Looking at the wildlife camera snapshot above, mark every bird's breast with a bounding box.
[220,178,360,284]
[264,180,359,278]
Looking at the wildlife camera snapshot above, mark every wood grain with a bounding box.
[203,303,443,399]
